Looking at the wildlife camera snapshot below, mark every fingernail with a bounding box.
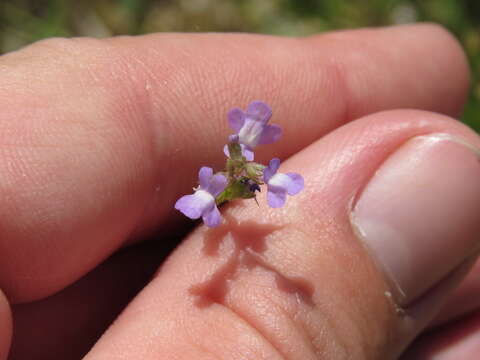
[351,133,480,305]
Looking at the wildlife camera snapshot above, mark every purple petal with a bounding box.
[228,108,245,132]
[206,173,228,197]
[223,144,254,161]
[198,167,213,189]
[246,101,272,123]
[238,118,265,148]
[263,167,274,183]
[228,134,239,143]
[263,158,280,183]
[174,190,214,219]
[286,173,304,195]
[203,205,222,227]
[242,146,254,161]
[258,124,282,145]
[267,172,291,191]
[267,188,287,208]
[269,158,281,173]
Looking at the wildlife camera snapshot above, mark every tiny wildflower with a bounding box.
[175,167,227,227]
[263,158,304,208]
[175,101,304,227]
[227,101,282,153]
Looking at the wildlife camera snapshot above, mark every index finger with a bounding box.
[0,24,469,302]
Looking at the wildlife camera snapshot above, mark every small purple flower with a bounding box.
[263,158,304,208]
[227,101,282,154]
[175,167,227,227]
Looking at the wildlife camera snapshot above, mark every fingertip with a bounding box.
[387,23,470,113]
[306,23,470,118]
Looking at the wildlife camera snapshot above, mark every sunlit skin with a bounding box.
[1,24,480,360]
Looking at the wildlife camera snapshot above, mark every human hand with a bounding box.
[1,23,479,359]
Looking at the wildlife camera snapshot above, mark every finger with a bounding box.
[0,24,469,303]
[0,290,11,360]
[8,240,165,360]
[85,110,480,359]
[9,242,163,360]
[403,311,480,359]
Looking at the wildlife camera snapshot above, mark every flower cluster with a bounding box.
[175,101,304,227]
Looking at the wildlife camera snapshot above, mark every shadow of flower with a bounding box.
[190,213,314,307]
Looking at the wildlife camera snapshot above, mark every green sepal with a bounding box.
[215,178,259,205]
[245,162,265,181]
[216,143,265,205]
[227,142,243,161]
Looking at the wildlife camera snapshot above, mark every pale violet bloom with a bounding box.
[175,167,227,227]
[224,101,282,161]
[263,158,304,208]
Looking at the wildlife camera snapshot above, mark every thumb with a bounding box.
[86,109,480,359]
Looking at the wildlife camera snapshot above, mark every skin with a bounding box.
[0,23,479,359]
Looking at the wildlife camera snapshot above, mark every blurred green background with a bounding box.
[1,0,479,131]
